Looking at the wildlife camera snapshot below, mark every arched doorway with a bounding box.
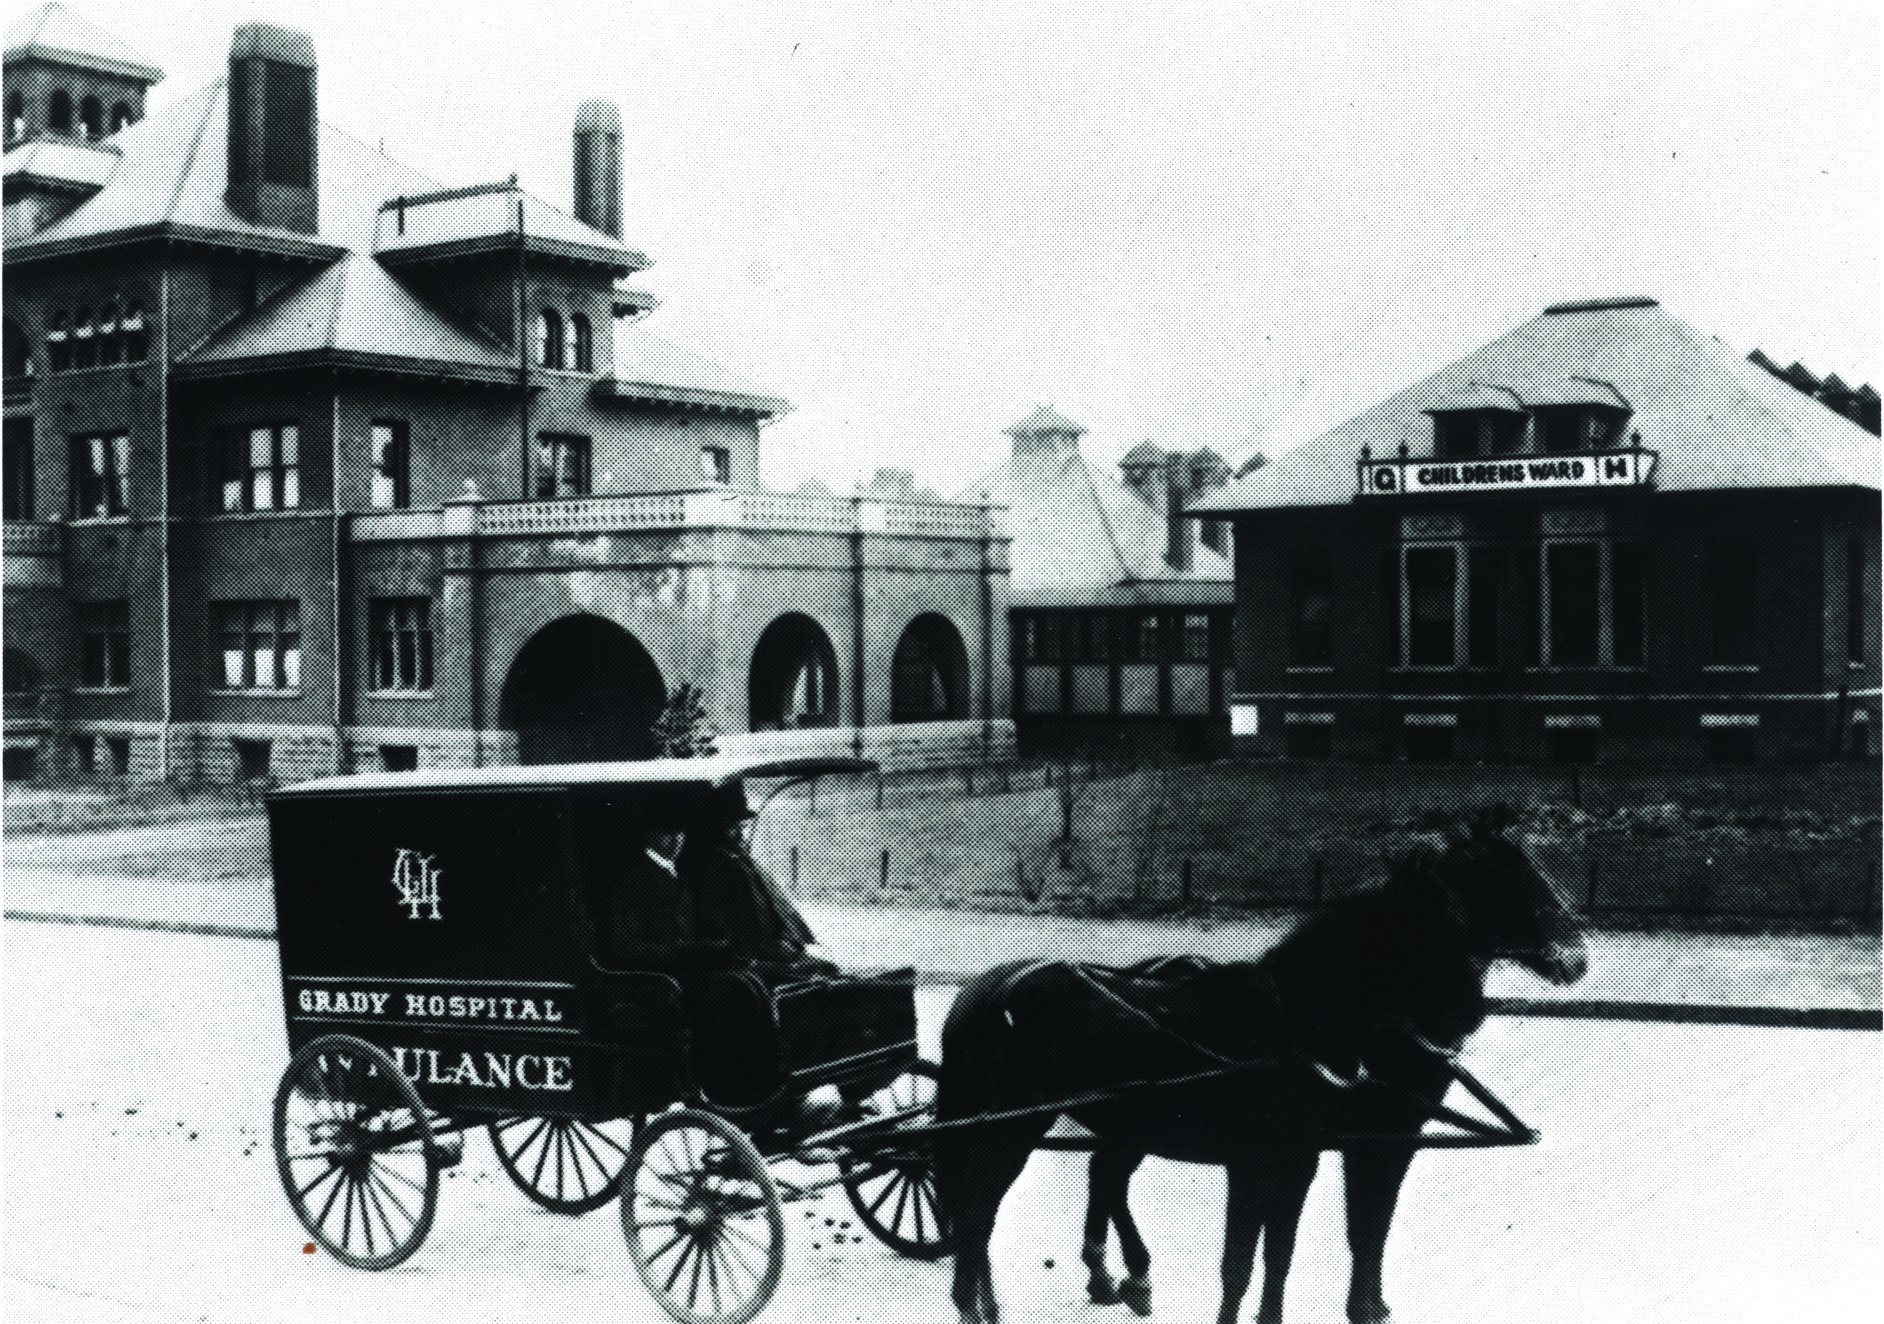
[499,615,666,764]
[890,614,970,723]
[749,614,839,731]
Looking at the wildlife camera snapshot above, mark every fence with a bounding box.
[749,758,1883,925]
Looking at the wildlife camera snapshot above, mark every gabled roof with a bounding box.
[960,450,1231,608]
[179,252,517,383]
[1197,299,1881,512]
[4,3,161,82]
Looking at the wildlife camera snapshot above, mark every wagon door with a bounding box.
[269,787,611,1119]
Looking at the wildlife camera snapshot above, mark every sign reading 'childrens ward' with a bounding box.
[1360,446,1657,496]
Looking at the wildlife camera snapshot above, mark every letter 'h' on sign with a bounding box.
[392,848,442,919]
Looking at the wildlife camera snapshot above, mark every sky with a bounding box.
[26,0,1879,493]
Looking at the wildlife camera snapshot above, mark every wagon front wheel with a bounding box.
[274,1034,439,1270]
[839,1061,952,1259]
[623,1109,784,1324]
[488,1115,634,1214]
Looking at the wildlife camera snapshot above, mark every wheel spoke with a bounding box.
[293,1159,344,1204]
[664,1235,699,1295]
[641,1225,689,1268]
[367,1165,417,1230]
[865,1172,899,1217]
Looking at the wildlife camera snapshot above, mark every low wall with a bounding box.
[720,719,1016,773]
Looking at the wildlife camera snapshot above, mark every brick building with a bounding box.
[965,407,1235,759]
[3,8,1010,782]
[1196,297,1879,763]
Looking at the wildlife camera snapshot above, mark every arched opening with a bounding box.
[537,308,564,369]
[499,614,666,764]
[48,89,72,135]
[79,95,102,139]
[891,613,970,723]
[110,101,133,133]
[570,313,593,372]
[749,614,839,731]
[6,91,24,142]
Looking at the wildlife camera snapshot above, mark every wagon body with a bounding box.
[267,755,917,1122]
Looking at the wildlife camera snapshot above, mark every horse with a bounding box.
[931,806,1588,1324]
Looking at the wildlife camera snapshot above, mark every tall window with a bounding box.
[701,445,731,484]
[371,421,410,508]
[78,602,130,686]
[1289,551,1332,666]
[1406,546,1456,666]
[1078,613,1112,661]
[219,424,300,512]
[1708,540,1758,665]
[79,95,101,139]
[70,432,130,518]
[48,89,71,135]
[1466,546,1503,666]
[1126,612,1164,661]
[569,313,593,372]
[1181,613,1211,661]
[537,309,564,369]
[534,433,591,498]
[370,598,433,691]
[1848,537,1868,665]
[3,418,32,520]
[216,602,301,689]
[1539,540,1647,667]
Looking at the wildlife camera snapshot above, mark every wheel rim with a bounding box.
[274,1035,439,1270]
[840,1062,953,1259]
[624,1111,784,1324]
[488,1115,634,1214]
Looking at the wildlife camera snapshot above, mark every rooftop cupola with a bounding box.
[225,21,317,233]
[1006,405,1085,466]
[573,99,621,238]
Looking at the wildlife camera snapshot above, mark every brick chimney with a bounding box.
[1163,453,1192,572]
[226,22,318,233]
[573,99,622,238]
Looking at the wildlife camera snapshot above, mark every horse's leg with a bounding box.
[1111,1154,1154,1317]
[1342,1145,1417,1324]
[1215,1162,1264,1324]
[1083,1147,1128,1305]
[936,1123,1044,1324]
[1252,1147,1320,1324]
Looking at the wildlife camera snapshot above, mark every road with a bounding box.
[6,919,1878,1323]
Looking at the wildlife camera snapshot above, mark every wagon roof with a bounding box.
[271,754,877,799]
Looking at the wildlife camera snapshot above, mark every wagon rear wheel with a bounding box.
[622,1110,784,1324]
[274,1035,439,1270]
[488,1116,635,1214]
[839,1061,953,1259]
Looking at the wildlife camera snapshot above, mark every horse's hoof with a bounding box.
[1121,1275,1152,1316]
[1088,1276,1123,1306]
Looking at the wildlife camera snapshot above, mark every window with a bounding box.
[534,433,591,498]
[48,89,72,135]
[4,317,30,379]
[105,736,130,776]
[233,738,274,780]
[1466,546,1502,666]
[46,311,70,373]
[701,445,731,484]
[5,648,43,694]
[78,602,130,687]
[1286,723,1332,759]
[70,432,130,518]
[1708,540,1758,665]
[1436,412,1519,458]
[380,745,419,772]
[537,309,564,369]
[1126,613,1164,661]
[216,602,301,689]
[79,95,101,140]
[1289,552,1332,665]
[1848,537,1868,665]
[1077,613,1112,661]
[569,313,593,372]
[73,734,96,774]
[1404,726,1454,762]
[1023,613,1064,662]
[111,101,133,132]
[1538,539,1645,668]
[3,748,37,781]
[4,417,32,520]
[1181,613,1211,661]
[219,424,300,512]
[1406,546,1456,666]
[371,421,410,509]
[121,303,147,363]
[370,598,434,691]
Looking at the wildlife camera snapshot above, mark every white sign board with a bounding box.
[1230,703,1259,736]
[1360,448,1655,496]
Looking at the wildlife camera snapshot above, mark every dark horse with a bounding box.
[932,807,1587,1324]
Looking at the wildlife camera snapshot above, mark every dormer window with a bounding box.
[1434,412,1524,458]
[1535,406,1629,454]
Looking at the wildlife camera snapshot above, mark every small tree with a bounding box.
[649,683,719,758]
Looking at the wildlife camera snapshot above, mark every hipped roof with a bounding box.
[5,3,161,82]
[961,450,1231,608]
[1198,299,1881,512]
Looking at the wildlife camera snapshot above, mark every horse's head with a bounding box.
[1426,805,1588,986]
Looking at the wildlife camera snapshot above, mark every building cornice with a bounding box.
[4,222,345,268]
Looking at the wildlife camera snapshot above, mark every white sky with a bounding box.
[40,0,1881,493]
